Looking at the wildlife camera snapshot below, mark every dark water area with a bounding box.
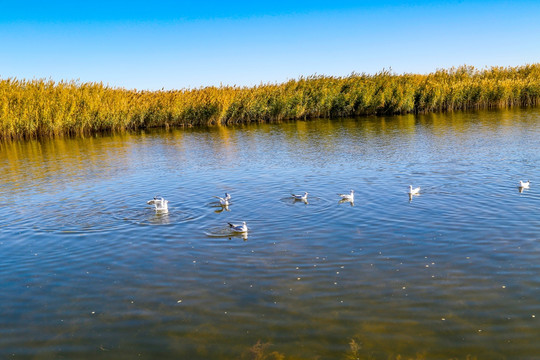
[1,108,539,359]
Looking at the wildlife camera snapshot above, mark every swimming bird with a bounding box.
[291,192,308,201]
[338,190,354,202]
[519,180,530,189]
[228,221,248,233]
[147,197,169,212]
[214,193,231,206]
[408,185,420,195]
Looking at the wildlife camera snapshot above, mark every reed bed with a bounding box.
[1,64,540,139]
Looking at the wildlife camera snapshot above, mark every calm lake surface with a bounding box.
[1,108,539,359]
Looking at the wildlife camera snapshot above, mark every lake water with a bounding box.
[1,108,539,359]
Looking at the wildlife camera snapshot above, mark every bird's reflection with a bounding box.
[215,204,230,213]
[338,199,354,207]
[229,232,248,241]
[149,211,171,225]
[292,198,309,205]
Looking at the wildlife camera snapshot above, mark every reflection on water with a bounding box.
[1,107,540,359]
[148,211,171,225]
[214,204,230,213]
[338,198,354,206]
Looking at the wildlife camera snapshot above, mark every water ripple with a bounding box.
[2,110,540,359]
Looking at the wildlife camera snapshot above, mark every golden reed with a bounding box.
[1,64,539,139]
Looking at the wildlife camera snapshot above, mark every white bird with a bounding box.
[338,190,354,202]
[147,197,169,212]
[519,180,530,189]
[291,192,308,201]
[214,193,231,206]
[408,185,420,195]
[228,221,248,233]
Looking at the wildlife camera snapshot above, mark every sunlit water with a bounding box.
[1,108,539,359]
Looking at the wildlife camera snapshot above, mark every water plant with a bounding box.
[1,64,540,139]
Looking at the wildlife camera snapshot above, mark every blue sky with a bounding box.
[1,1,539,90]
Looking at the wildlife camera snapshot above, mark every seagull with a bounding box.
[408,185,420,195]
[338,190,354,202]
[147,197,169,212]
[291,192,308,201]
[214,193,231,206]
[228,221,248,233]
[519,180,530,189]
[147,196,162,206]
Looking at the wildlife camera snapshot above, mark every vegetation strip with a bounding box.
[1,64,540,139]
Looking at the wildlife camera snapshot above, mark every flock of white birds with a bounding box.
[146,180,531,235]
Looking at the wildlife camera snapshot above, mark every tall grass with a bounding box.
[1,64,540,139]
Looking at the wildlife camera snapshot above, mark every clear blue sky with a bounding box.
[1,0,539,90]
